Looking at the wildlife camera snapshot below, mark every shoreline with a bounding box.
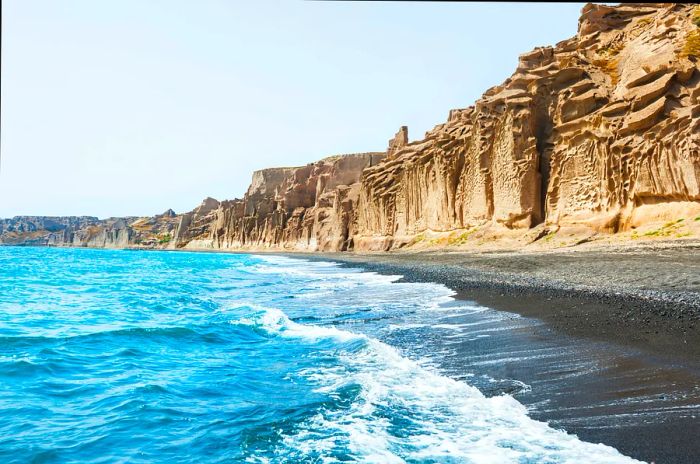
[285,241,700,366]
[7,239,700,363]
[283,242,700,463]
[6,242,700,462]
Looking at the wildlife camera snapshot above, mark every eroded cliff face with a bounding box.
[187,3,697,253]
[3,4,699,253]
[0,211,178,248]
[180,153,385,251]
[353,3,700,250]
[174,4,698,253]
[170,198,220,249]
[0,216,103,246]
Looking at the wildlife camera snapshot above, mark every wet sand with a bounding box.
[286,240,700,463]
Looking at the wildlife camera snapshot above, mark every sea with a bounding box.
[0,246,642,463]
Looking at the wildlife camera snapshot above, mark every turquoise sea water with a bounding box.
[0,247,641,463]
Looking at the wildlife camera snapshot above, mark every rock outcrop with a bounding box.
[387,126,409,159]
[351,2,700,250]
[194,152,385,251]
[2,4,699,252]
[171,198,220,249]
[0,216,102,246]
[197,3,698,253]
[0,213,177,248]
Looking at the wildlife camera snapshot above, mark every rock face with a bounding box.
[0,216,102,246]
[199,3,698,253]
[352,2,700,250]
[2,4,699,252]
[0,214,177,248]
[387,126,409,159]
[171,198,220,249]
[192,153,385,251]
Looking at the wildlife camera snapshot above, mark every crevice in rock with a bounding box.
[532,89,556,226]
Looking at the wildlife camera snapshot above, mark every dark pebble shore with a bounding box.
[283,240,700,463]
[292,240,700,363]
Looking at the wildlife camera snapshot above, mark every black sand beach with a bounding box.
[288,239,700,463]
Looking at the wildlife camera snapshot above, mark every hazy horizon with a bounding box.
[1,1,584,219]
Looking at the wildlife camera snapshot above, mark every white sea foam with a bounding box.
[233,305,362,343]
[236,304,643,463]
[251,255,403,286]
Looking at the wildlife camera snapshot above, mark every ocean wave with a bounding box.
[234,305,642,463]
[231,305,364,344]
[1,248,650,463]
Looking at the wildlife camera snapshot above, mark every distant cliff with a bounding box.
[0,212,177,248]
[2,3,699,252]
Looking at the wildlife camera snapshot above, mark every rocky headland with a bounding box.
[2,3,700,253]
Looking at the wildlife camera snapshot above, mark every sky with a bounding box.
[0,1,585,218]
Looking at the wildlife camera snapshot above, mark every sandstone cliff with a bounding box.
[3,3,699,253]
[352,3,700,250]
[199,3,700,252]
[178,152,385,251]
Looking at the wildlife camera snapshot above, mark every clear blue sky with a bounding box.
[1,1,585,218]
